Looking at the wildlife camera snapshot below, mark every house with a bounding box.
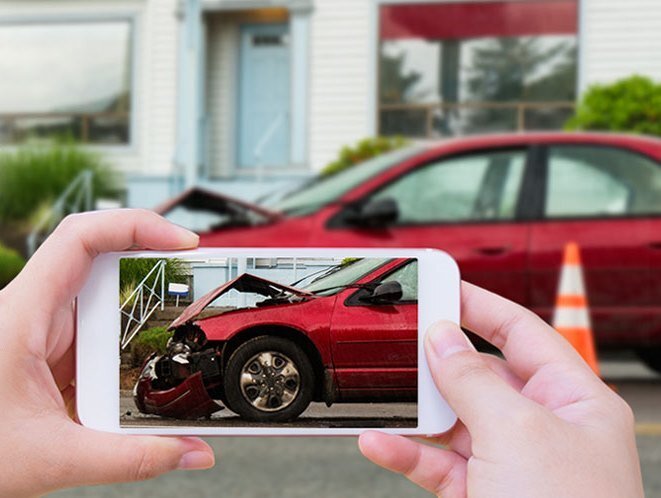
[1,0,660,208]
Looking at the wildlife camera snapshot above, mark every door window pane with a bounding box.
[371,149,526,223]
[0,21,133,145]
[545,146,661,218]
[381,260,418,301]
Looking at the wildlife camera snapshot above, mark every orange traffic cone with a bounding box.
[552,242,601,376]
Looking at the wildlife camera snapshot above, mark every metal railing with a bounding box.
[379,101,576,136]
[120,259,166,350]
[26,170,94,257]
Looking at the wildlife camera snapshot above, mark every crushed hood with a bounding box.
[154,186,282,228]
[168,273,314,330]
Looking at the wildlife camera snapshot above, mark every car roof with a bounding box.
[414,132,661,161]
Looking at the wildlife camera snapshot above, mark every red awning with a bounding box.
[380,1,577,40]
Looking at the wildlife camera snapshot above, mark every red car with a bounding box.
[134,258,417,421]
[160,132,661,373]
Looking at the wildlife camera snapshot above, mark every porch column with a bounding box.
[289,6,312,168]
[174,0,205,189]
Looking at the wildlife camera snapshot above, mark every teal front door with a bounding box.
[238,24,291,169]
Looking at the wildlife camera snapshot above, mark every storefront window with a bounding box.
[378,1,578,137]
[0,20,133,145]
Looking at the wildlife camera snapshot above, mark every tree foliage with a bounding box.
[321,136,408,177]
[566,75,661,136]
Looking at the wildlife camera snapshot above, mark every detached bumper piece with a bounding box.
[134,349,224,420]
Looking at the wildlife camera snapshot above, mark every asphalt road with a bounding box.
[52,358,661,498]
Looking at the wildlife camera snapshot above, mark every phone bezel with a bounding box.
[77,247,459,436]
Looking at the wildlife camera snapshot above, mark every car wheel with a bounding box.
[636,347,661,375]
[224,336,314,422]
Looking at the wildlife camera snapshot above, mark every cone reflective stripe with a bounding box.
[552,242,600,376]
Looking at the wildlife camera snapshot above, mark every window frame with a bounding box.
[344,258,418,307]
[0,12,141,153]
[537,143,661,222]
[327,146,538,229]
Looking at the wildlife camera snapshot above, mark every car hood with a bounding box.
[168,273,315,330]
[154,186,282,228]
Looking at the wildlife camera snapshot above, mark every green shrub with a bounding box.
[0,244,25,288]
[0,140,120,223]
[566,75,661,136]
[119,257,189,304]
[321,136,408,177]
[130,326,173,368]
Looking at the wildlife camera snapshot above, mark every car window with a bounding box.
[380,260,418,302]
[545,146,661,218]
[270,146,425,216]
[301,258,390,296]
[368,149,526,223]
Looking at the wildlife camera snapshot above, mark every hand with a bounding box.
[359,282,643,498]
[0,210,215,497]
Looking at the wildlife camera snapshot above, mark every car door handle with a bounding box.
[474,246,511,256]
[649,241,661,250]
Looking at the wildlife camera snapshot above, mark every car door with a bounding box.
[330,260,418,396]
[529,144,661,346]
[323,148,533,305]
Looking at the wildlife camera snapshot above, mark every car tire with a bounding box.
[636,347,661,375]
[223,335,315,422]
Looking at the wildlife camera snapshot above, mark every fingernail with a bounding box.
[178,450,214,470]
[426,322,472,359]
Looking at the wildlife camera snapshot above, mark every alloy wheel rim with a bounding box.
[239,351,301,412]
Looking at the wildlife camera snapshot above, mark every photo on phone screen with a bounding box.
[119,255,418,428]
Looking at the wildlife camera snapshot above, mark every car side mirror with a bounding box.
[360,281,403,304]
[345,198,399,229]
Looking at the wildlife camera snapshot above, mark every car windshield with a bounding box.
[299,258,391,296]
[267,146,424,216]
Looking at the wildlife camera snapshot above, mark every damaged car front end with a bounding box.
[133,326,224,419]
[132,273,315,420]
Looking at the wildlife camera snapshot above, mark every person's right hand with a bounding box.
[359,282,644,498]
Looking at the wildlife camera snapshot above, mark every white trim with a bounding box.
[290,9,311,167]
[576,0,587,95]
[0,12,143,154]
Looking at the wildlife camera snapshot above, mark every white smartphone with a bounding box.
[77,248,459,436]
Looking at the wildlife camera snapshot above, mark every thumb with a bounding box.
[424,321,530,437]
[49,425,215,491]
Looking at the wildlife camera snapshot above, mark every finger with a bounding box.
[51,344,75,391]
[420,421,472,459]
[12,209,199,313]
[424,354,523,458]
[461,281,594,380]
[45,425,214,491]
[425,320,534,435]
[359,431,466,497]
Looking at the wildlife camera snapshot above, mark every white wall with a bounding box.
[581,0,661,91]
[308,0,373,171]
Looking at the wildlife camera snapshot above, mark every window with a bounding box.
[0,20,133,145]
[378,1,578,137]
[381,260,418,302]
[545,146,661,218]
[369,149,526,224]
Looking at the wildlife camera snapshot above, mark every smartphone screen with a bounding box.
[119,255,418,429]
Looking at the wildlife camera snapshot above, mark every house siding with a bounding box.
[580,0,661,90]
[308,0,373,171]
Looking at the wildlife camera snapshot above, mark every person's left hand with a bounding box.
[0,210,216,498]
